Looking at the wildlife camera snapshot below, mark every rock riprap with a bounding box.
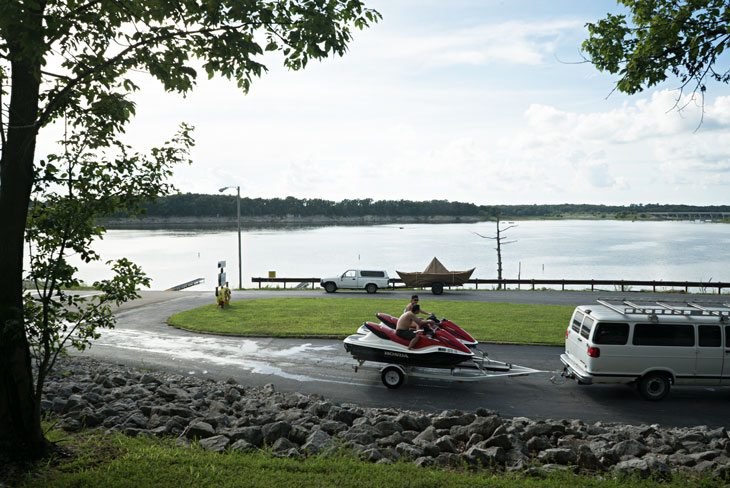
[42,357,730,478]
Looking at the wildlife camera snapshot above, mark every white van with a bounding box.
[560,298,730,401]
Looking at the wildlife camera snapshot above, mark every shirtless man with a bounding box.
[404,294,429,315]
[396,304,435,350]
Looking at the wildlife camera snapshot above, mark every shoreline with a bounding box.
[99,215,488,228]
[99,215,730,229]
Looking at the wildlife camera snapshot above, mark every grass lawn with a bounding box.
[11,429,724,488]
[168,298,574,345]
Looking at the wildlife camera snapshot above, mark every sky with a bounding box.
[38,0,730,206]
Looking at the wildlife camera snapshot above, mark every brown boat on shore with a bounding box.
[396,257,475,295]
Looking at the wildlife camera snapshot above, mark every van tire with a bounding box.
[637,373,671,401]
[324,282,337,293]
[365,283,377,294]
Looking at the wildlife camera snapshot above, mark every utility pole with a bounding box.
[219,186,242,289]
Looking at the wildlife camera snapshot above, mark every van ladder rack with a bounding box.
[596,298,730,322]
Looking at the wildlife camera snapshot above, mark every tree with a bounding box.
[473,213,517,290]
[23,124,193,449]
[0,0,380,456]
[583,0,730,103]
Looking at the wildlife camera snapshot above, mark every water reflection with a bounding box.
[59,220,730,291]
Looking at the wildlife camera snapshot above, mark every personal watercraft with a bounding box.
[344,320,474,368]
[357,313,479,348]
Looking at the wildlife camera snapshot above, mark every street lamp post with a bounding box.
[219,186,241,289]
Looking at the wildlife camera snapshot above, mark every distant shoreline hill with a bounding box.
[101,193,730,227]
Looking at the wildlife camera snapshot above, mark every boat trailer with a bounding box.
[352,350,545,389]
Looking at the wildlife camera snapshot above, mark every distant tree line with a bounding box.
[110,194,730,219]
[127,194,485,218]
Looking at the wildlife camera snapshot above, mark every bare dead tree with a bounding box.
[474,215,517,290]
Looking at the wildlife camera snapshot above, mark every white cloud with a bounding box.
[378,19,584,69]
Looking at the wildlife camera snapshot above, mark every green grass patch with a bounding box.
[12,429,725,488]
[168,298,573,345]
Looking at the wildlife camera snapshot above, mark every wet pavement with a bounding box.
[69,290,730,429]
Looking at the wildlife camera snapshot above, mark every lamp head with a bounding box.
[218,187,228,192]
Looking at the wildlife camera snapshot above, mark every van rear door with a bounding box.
[722,326,730,386]
[565,310,593,370]
[696,324,723,385]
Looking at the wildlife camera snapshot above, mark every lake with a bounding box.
[58,220,730,291]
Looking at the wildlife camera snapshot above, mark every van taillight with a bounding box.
[565,329,570,338]
[587,346,600,358]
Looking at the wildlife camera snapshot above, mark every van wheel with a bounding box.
[324,282,337,293]
[381,366,405,389]
[365,283,377,294]
[431,282,444,295]
[637,373,670,401]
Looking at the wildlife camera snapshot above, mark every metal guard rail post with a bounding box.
[251,277,728,294]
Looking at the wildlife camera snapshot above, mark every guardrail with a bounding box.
[251,277,729,294]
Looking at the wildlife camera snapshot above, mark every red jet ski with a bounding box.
[344,320,473,368]
[373,313,478,348]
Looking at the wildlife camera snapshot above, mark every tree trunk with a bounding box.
[495,218,503,290]
[0,4,46,456]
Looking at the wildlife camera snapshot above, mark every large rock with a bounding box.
[262,421,292,444]
[613,439,649,458]
[526,436,552,453]
[435,435,457,454]
[199,435,230,452]
[377,432,405,448]
[482,434,513,451]
[465,446,507,466]
[302,430,332,454]
[412,426,437,446]
[433,413,475,430]
[186,421,216,439]
[373,421,403,437]
[537,448,577,466]
[230,426,263,447]
[395,442,425,461]
[467,415,503,439]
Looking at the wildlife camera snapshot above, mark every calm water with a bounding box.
[62,220,730,291]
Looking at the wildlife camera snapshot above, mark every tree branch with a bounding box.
[38,21,265,129]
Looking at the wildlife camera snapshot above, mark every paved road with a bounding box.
[71,289,730,429]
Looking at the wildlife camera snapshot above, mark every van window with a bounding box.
[360,271,385,278]
[580,316,594,339]
[592,322,629,345]
[633,323,694,347]
[571,311,584,333]
[699,325,721,347]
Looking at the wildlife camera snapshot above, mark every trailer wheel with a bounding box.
[637,372,671,401]
[381,366,405,389]
[431,282,444,295]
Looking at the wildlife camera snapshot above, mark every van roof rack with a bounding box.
[596,298,730,322]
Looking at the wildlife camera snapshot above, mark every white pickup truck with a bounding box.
[320,269,390,294]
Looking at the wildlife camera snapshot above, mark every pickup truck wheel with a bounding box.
[365,283,377,294]
[324,282,337,293]
[431,282,444,295]
[637,373,670,401]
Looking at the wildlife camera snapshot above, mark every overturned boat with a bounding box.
[396,257,475,294]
